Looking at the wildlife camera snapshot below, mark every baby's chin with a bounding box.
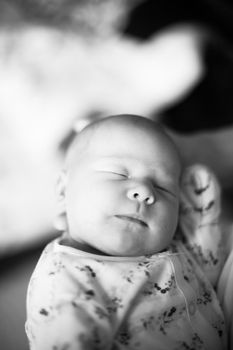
[90,232,169,257]
[96,241,162,257]
[70,226,170,257]
[71,237,166,257]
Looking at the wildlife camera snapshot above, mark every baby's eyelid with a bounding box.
[100,168,129,178]
[110,171,128,177]
[152,181,176,197]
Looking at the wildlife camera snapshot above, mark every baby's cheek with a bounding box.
[157,202,178,240]
[168,199,179,222]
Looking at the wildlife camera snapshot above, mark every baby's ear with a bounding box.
[54,170,68,231]
[56,170,67,202]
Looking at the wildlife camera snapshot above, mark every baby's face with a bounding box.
[64,118,181,256]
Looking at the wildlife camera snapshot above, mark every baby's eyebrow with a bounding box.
[92,157,124,166]
[147,164,177,181]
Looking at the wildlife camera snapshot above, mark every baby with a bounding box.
[26,114,227,350]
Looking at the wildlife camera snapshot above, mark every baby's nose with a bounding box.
[127,182,155,205]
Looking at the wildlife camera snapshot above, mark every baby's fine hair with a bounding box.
[65,114,181,169]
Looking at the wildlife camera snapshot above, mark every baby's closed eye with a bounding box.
[99,167,129,179]
[152,181,177,198]
[109,171,128,178]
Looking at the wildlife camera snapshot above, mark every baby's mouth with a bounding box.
[114,215,148,227]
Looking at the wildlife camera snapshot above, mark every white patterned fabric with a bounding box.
[26,238,226,350]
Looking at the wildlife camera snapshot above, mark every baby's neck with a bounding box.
[60,232,169,257]
[61,234,110,256]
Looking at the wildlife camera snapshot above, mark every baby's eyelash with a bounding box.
[153,183,166,192]
[100,170,128,178]
[110,171,128,178]
[153,183,176,197]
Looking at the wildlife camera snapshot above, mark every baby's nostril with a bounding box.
[146,196,154,205]
[133,193,139,199]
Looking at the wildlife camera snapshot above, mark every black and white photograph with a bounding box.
[1,1,233,349]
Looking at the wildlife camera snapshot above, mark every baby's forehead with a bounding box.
[83,116,168,145]
[67,115,181,171]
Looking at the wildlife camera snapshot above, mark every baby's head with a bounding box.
[57,114,181,256]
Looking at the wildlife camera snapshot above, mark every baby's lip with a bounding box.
[114,214,148,227]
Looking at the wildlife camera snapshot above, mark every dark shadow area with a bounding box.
[123,0,233,43]
[123,0,233,133]
[0,239,52,350]
[161,40,233,132]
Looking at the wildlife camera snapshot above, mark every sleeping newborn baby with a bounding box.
[26,114,227,350]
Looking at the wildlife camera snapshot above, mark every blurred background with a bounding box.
[1,0,233,349]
